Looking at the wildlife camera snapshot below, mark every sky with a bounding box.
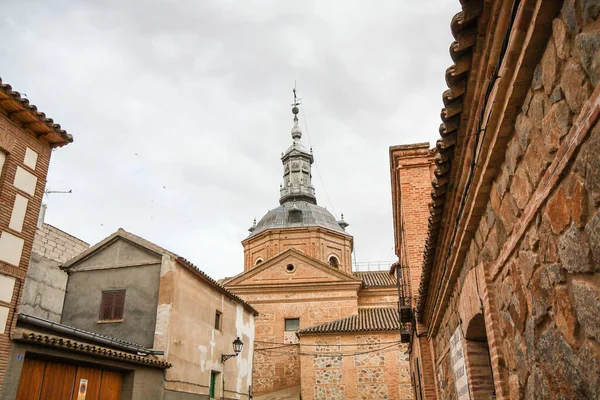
[1,0,457,279]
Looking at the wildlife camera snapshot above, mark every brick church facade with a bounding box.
[225,105,412,399]
[392,0,600,399]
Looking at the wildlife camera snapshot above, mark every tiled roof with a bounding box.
[354,271,397,288]
[14,330,171,369]
[0,78,73,147]
[417,0,483,315]
[298,307,400,335]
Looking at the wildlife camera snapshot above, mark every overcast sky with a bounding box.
[2,0,457,279]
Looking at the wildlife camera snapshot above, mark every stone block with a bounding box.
[546,187,570,234]
[585,211,600,268]
[581,0,600,21]
[532,64,543,90]
[517,251,537,288]
[511,169,533,211]
[561,0,581,35]
[575,32,600,86]
[558,224,593,273]
[572,278,600,342]
[515,113,532,152]
[569,177,588,227]
[553,18,571,60]
[541,39,559,95]
[505,137,523,176]
[542,100,571,149]
[560,60,592,114]
[553,284,578,346]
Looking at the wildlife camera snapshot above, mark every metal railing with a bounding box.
[353,260,396,272]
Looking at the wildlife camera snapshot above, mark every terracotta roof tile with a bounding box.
[0,78,73,147]
[417,0,483,317]
[298,307,400,334]
[15,330,171,369]
[354,271,397,288]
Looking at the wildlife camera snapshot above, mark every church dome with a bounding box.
[248,200,347,238]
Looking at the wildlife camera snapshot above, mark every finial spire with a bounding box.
[291,85,302,141]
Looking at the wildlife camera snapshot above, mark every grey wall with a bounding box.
[20,253,68,322]
[61,263,161,347]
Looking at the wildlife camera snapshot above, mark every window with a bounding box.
[99,290,126,321]
[286,264,295,273]
[209,371,219,399]
[285,318,300,331]
[328,256,339,268]
[255,258,263,266]
[215,310,222,330]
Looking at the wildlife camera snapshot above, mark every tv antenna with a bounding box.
[44,189,72,197]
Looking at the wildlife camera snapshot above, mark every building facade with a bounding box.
[225,105,411,399]
[9,228,257,400]
[392,0,600,399]
[0,80,73,388]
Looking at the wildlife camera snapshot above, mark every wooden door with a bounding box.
[39,361,77,399]
[15,358,45,400]
[98,370,123,399]
[71,366,103,400]
[15,357,123,400]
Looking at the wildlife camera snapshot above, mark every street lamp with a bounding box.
[221,337,244,400]
[221,337,244,363]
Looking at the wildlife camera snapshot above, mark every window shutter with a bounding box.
[113,290,125,320]
[99,290,126,321]
[100,292,113,320]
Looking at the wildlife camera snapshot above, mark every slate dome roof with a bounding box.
[248,200,348,238]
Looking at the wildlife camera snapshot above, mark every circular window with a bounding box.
[328,256,339,268]
[286,264,295,273]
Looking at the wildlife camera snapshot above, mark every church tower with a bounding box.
[224,93,406,399]
[242,103,353,274]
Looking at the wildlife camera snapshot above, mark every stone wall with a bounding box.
[250,294,358,395]
[299,332,412,399]
[19,223,88,321]
[429,4,600,399]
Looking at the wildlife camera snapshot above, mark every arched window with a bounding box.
[255,258,263,266]
[328,256,339,268]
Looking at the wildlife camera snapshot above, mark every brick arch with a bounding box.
[457,267,484,338]
[463,313,495,399]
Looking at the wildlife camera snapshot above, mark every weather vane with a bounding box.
[292,81,301,108]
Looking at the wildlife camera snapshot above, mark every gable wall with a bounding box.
[61,239,163,347]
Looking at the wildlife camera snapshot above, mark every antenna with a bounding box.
[44,189,72,196]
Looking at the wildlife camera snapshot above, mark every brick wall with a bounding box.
[0,113,54,388]
[390,144,435,300]
[20,223,89,321]
[425,3,600,399]
[299,332,412,399]
[32,223,89,264]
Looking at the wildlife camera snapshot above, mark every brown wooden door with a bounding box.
[71,366,103,400]
[98,370,122,399]
[15,358,45,400]
[15,357,123,400]
[39,361,77,400]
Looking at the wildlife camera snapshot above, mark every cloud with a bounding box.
[1,0,458,278]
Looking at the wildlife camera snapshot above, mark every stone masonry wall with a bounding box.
[250,294,358,395]
[299,332,412,399]
[20,223,88,321]
[431,3,600,399]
